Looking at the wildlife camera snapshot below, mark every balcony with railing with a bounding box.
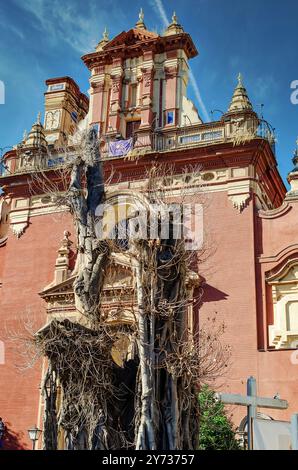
[0,118,276,177]
[99,122,227,159]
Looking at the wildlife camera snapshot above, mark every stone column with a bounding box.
[140,67,154,128]
[90,81,105,127]
[108,58,124,135]
[135,55,155,148]
[54,231,72,285]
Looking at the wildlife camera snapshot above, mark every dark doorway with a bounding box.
[126,120,141,139]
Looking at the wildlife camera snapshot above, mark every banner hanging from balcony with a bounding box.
[109,138,133,157]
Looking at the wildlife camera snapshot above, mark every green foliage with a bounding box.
[198,385,240,450]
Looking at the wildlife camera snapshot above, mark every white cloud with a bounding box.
[151,0,168,29]
[9,0,210,121]
[255,75,279,101]
[11,0,126,54]
[0,16,25,40]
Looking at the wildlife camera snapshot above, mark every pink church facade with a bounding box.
[0,11,298,448]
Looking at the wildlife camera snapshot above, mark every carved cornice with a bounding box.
[82,31,197,70]
[93,66,105,75]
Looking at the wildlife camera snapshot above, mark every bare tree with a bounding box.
[23,129,230,450]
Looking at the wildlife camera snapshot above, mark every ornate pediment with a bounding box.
[40,275,76,300]
[39,249,137,323]
[105,29,158,49]
[40,234,200,328]
[267,259,298,285]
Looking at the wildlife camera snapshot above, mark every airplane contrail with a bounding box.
[151,0,211,122]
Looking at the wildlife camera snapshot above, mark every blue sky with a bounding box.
[0,0,297,185]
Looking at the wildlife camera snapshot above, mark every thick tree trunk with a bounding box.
[38,130,201,450]
[133,239,197,450]
[135,256,156,450]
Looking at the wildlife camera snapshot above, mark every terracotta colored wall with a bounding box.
[199,191,259,425]
[1,187,297,445]
[0,211,73,449]
[255,201,298,421]
[199,193,298,426]
[258,203,298,258]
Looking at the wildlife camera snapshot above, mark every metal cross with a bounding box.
[217,376,288,449]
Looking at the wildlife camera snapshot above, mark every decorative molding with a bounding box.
[266,258,298,283]
[10,206,29,238]
[94,66,105,75]
[91,81,105,92]
[228,193,250,212]
[11,222,28,238]
[285,190,298,202]
[258,244,298,264]
[111,77,122,93]
[259,202,291,219]
[141,68,153,88]
[164,66,178,80]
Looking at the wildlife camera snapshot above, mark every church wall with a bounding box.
[199,194,298,426]
[199,191,259,426]
[254,201,298,420]
[1,11,297,446]
[0,211,73,449]
[257,203,298,258]
[257,350,298,421]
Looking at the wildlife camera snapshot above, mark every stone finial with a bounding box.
[164,11,184,36]
[228,73,253,112]
[135,8,146,30]
[103,27,109,41]
[172,11,178,24]
[95,27,110,51]
[54,231,73,285]
[36,111,41,124]
[237,73,243,87]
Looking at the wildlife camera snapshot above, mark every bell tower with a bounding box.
[82,10,201,145]
[44,76,89,147]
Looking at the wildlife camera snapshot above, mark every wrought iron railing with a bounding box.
[0,120,277,176]
[257,119,276,155]
[100,123,226,159]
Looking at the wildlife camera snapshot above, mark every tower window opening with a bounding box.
[166,111,174,125]
[130,84,137,108]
